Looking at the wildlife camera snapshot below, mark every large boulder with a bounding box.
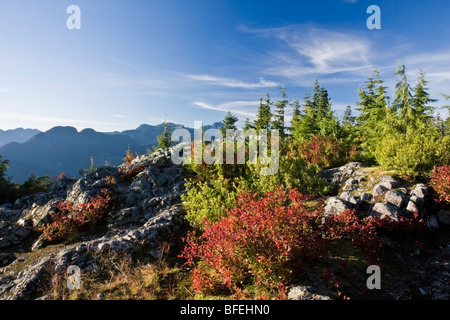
[411,184,430,199]
[66,166,120,206]
[384,190,407,208]
[17,198,62,228]
[322,162,364,185]
[372,183,388,198]
[378,176,399,190]
[339,192,358,205]
[370,202,400,221]
[324,197,353,217]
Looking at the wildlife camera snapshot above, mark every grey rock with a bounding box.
[379,176,399,189]
[405,201,419,215]
[324,197,353,217]
[31,237,45,252]
[2,257,50,300]
[342,179,358,192]
[384,190,407,207]
[437,210,450,225]
[359,192,372,202]
[409,195,423,205]
[372,184,388,197]
[339,192,358,205]
[322,162,364,185]
[288,285,332,300]
[370,202,400,221]
[411,184,429,199]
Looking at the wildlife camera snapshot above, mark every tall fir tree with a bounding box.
[293,81,339,139]
[412,70,436,128]
[254,93,272,131]
[289,97,301,135]
[221,111,239,136]
[393,63,414,131]
[271,85,288,138]
[293,87,317,139]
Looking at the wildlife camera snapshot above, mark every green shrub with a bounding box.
[374,130,449,177]
[20,174,52,197]
[182,174,243,229]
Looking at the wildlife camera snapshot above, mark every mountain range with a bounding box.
[0,122,223,183]
[0,128,41,147]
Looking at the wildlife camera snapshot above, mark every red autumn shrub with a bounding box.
[298,134,357,169]
[320,209,383,264]
[369,211,427,235]
[41,188,117,242]
[119,165,146,182]
[181,188,322,296]
[430,165,450,204]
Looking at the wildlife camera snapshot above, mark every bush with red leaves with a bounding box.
[320,209,383,264]
[41,188,117,242]
[430,165,450,204]
[181,188,323,296]
[119,165,146,182]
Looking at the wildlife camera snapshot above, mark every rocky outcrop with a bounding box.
[0,149,186,300]
[322,162,434,222]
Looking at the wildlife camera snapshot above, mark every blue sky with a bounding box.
[0,0,449,132]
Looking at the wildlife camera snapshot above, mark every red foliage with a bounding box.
[54,172,66,183]
[181,188,323,296]
[41,189,117,242]
[430,165,450,204]
[119,165,146,182]
[298,134,356,169]
[369,211,427,235]
[320,209,383,264]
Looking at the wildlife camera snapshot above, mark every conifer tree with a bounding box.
[412,70,436,127]
[243,118,255,131]
[156,120,172,150]
[221,111,239,136]
[0,155,8,184]
[342,106,356,126]
[272,85,288,138]
[356,68,390,160]
[254,93,272,130]
[393,63,414,130]
[293,87,317,139]
[289,97,301,135]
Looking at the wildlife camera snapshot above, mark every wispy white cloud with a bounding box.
[186,74,278,88]
[193,101,259,118]
[239,25,375,84]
